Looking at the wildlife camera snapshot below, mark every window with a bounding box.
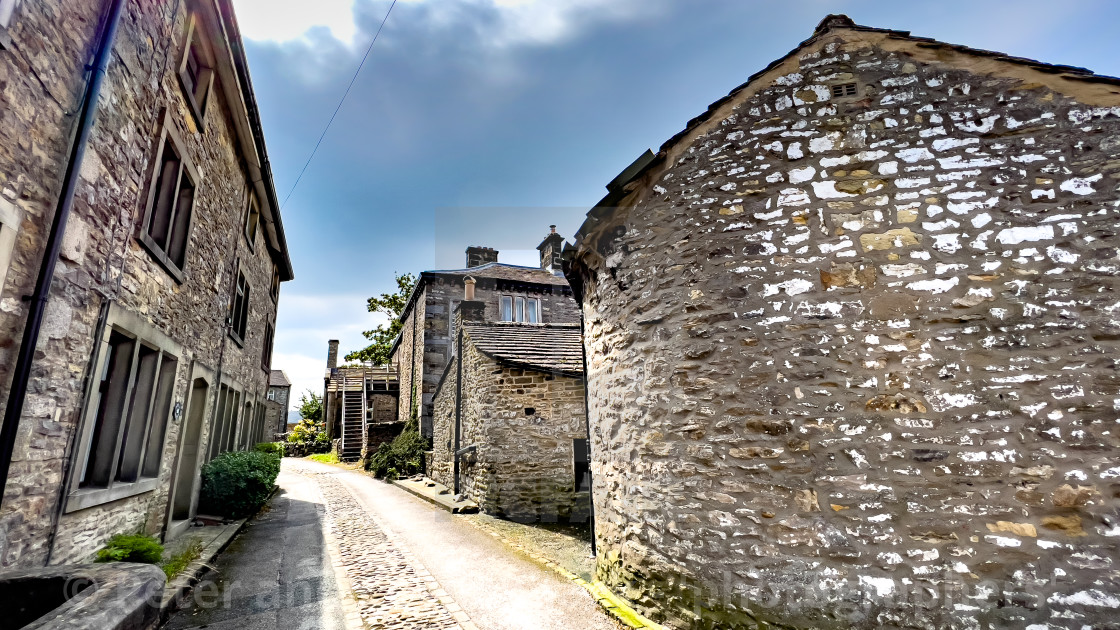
[229,270,249,344]
[269,265,280,303]
[68,305,181,512]
[831,82,858,98]
[500,295,540,323]
[0,198,20,296]
[261,321,274,371]
[140,115,198,281]
[267,388,276,401]
[178,15,215,124]
[244,189,260,248]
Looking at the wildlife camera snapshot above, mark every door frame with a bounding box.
[163,361,215,540]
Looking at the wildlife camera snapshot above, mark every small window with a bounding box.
[500,295,512,321]
[261,321,274,371]
[244,189,260,248]
[831,82,858,98]
[77,331,178,491]
[267,388,276,401]
[178,16,215,123]
[230,270,249,344]
[500,295,541,323]
[269,265,280,303]
[140,116,198,280]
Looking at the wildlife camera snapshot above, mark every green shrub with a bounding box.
[366,420,425,480]
[95,534,163,564]
[254,442,285,456]
[199,451,281,518]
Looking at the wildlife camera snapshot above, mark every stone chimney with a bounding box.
[327,339,339,369]
[536,225,564,272]
[465,246,498,268]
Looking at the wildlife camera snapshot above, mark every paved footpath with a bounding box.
[286,458,621,630]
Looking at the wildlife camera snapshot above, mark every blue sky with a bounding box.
[230,0,1120,404]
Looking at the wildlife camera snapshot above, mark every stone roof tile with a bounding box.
[463,323,584,375]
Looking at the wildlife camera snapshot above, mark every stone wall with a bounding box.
[0,0,282,568]
[566,26,1120,630]
[432,331,589,521]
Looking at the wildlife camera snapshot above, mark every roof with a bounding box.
[463,323,584,376]
[268,370,291,387]
[565,13,1120,267]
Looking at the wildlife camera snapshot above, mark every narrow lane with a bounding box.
[288,459,619,630]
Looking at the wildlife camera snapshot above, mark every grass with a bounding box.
[307,452,339,464]
[160,540,204,580]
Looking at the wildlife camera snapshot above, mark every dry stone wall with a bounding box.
[568,31,1120,630]
[0,0,280,567]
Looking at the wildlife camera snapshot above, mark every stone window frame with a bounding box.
[0,197,21,297]
[499,294,540,323]
[138,111,200,284]
[228,266,249,347]
[243,187,260,251]
[206,378,249,462]
[269,264,280,303]
[178,12,216,127]
[261,320,273,372]
[65,302,183,513]
[0,0,18,49]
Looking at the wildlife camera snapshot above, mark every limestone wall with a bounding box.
[0,0,281,567]
[567,31,1120,630]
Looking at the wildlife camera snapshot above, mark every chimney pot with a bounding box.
[464,276,476,301]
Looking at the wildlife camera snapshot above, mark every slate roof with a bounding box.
[269,370,291,387]
[427,262,569,286]
[463,323,584,376]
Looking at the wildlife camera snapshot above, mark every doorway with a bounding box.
[167,377,208,539]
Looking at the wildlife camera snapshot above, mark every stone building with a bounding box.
[322,340,401,461]
[563,15,1120,630]
[0,0,291,569]
[390,230,580,438]
[264,369,292,437]
[431,291,590,522]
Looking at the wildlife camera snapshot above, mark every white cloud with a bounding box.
[232,0,360,44]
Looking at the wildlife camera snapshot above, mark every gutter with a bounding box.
[0,0,128,512]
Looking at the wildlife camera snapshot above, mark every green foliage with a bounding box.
[366,419,425,480]
[346,273,417,364]
[199,451,281,518]
[296,390,323,424]
[254,442,285,456]
[161,540,204,580]
[94,534,163,564]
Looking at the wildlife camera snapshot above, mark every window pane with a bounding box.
[225,390,241,452]
[209,384,228,461]
[82,332,135,488]
[237,283,250,339]
[168,179,194,268]
[500,296,512,321]
[147,148,181,249]
[142,354,177,478]
[527,299,539,324]
[515,297,525,323]
[117,345,160,483]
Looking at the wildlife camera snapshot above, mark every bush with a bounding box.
[286,418,330,453]
[199,450,281,518]
[366,420,425,480]
[254,442,285,456]
[95,534,163,564]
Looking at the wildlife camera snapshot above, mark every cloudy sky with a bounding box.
[230,0,1120,406]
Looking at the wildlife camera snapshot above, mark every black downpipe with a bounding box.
[0,0,128,511]
[452,327,463,495]
[579,308,596,557]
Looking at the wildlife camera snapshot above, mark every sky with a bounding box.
[229,0,1120,408]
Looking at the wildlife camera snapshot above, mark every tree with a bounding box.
[345,272,416,364]
[296,390,322,423]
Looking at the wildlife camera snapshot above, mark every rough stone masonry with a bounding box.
[565,15,1120,630]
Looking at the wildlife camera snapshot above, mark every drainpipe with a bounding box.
[0,0,128,511]
[452,320,463,495]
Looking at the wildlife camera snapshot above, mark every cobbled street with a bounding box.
[167,458,619,630]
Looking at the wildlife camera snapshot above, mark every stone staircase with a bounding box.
[339,373,366,461]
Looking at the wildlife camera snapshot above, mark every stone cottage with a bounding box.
[430,286,590,522]
[0,0,291,569]
[322,340,401,461]
[563,15,1120,630]
[265,369,292,437]
[390,229,580,440]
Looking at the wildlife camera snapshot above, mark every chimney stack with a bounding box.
[327,339,339,369]
[465,246,498,268]
[464,276,476,301]
[536,225,565,273]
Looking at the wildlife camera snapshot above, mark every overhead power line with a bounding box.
[282,0,398,209]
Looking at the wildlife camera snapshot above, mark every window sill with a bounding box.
[138,232,186,284]
[64,477,160,513]
[228,330,245,348]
